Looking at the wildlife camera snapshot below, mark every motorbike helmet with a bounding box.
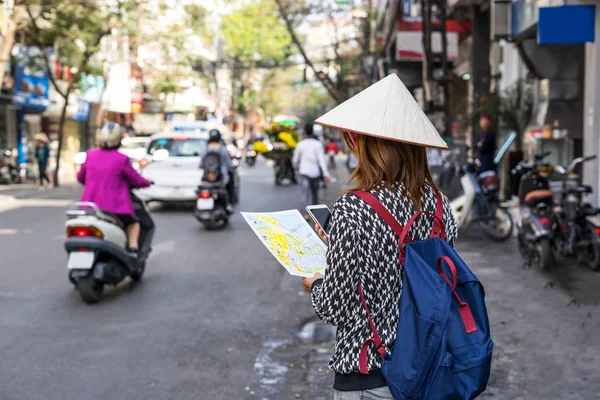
[209,129,221,143]
[97,122,122,149]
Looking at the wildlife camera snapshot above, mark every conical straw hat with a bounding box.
[34,133,49,143]
[315,74,448,149]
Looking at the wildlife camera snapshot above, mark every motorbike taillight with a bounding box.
[538,217,552,227]
[199,190,211,199]
[67,226,103,238]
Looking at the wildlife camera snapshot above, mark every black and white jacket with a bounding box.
[311,184,458,375]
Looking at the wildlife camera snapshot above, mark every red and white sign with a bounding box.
[396,31,459,62]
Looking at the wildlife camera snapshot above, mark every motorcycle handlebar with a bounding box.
[567,155,597,173]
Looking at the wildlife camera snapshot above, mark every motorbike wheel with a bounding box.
[534,239,552,271]
[77,276,104,304]
[479,204,513,242]
[246,158,256,167]
[579,223,600,270]
[203,217,229,230]
[130,262,145,281]
[517,230,530,265]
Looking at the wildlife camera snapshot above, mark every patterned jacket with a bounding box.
[311,184,458,374]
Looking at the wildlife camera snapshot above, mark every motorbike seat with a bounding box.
[570,185,593,194]
[101,211,126,229]
[524,190,554,207]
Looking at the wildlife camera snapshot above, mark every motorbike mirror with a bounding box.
[73,152,87,165]
[152,149,170,162]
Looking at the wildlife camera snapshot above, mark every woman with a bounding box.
[301,75,458,399]
[34,133,51,188]
[77,122,151,255]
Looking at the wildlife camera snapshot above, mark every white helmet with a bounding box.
[97,122,122,148]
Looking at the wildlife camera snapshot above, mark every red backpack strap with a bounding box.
[357,282,387,374]
[398,191,447,245]
[433,189,445,238]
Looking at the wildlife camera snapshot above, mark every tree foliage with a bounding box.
[221,0,291,65]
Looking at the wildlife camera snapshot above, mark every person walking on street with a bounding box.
[346,152,358,175]
[326,140,339,169]
[476,112,496,173]
[300,75,458,399]
[293,123,330,213]
[34,133,51,188]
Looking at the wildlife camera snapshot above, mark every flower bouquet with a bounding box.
[254,123,300,161]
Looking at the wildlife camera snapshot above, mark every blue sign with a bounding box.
[73,99,90,121]
[12,46,50,109]
[538,5,595,44]
[13,64,49,109]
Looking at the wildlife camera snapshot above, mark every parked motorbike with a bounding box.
[0,149,22,184]
[195,159,240,229]
[450,133,516,241]
[514,152,555,270]
[65,195,154,304]
[551,156,600,270]
[245,144,257,167]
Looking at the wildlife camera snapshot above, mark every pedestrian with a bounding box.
[346,152,358,175]
[293,123,330,216]
[476,112,496,173]
[301,75,458,399]
[326,140,339,169]
[34,133,51,188]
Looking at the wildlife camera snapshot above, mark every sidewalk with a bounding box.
[246,159,600,399]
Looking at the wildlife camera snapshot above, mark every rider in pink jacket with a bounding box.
[77,123,151,253]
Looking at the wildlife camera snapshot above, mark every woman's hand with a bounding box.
[302,273,324,292]
[315,224,329,243]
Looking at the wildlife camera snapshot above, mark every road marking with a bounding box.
[0,229,18,235]
[0,197,72,214]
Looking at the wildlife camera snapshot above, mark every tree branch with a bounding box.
[25,6,67,98]
[273,0,342,103]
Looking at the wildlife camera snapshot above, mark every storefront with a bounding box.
[510,1,597,201]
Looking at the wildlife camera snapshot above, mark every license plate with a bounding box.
[67,252,95,270]
[196,198,214,210]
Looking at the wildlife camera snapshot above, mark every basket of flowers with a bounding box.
[253,119,300,185]
[253,122,299,160]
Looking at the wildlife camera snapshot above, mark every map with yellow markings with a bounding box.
[242,210,327,277]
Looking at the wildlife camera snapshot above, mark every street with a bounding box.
[1,160,600,400]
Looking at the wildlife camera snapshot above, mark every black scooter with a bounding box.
[195,162,240,229]
[514,152,555,270]
[246,144,257,167]
[64,193,155,303]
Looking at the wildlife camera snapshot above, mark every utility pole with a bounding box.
[421,0,452,141]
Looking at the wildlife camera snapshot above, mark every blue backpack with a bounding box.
[354,191,493,400]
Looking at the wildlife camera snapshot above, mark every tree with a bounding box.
[274,0,377,103]
[134,1,213,100]
[0,2,27,90]
[23,1,127,186]
[221,0,292,126]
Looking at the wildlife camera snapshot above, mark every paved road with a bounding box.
[0,160,326,400]
[2,159,600,400]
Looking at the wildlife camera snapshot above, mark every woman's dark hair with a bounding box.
[342,131,438,209]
